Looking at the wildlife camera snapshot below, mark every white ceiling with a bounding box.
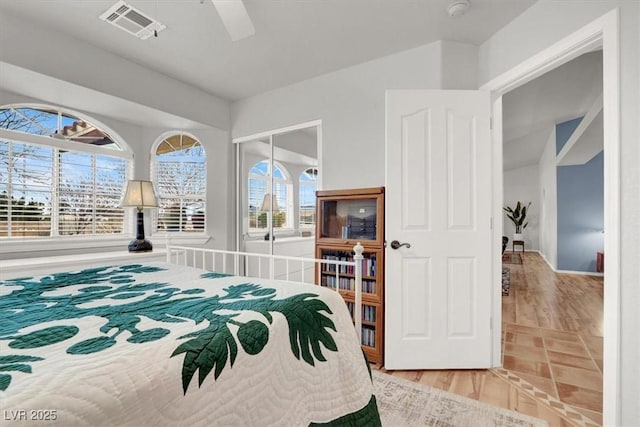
[502,50,603,171]
[0,0,536,101]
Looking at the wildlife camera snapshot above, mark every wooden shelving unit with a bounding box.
[315,187,384,364]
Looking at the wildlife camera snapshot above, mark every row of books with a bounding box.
[322,254,377,277]
[321,276,377,293]
[361,326,376,347]
[346,302,377,322]
[322,275,352,290]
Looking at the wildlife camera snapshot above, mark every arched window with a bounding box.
[248,160,291,232]
[0,106,130,238]
[299,167,317,228]
[153,133,206,233]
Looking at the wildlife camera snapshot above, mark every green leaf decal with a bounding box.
[0,374,11,391]
[0,364,32,373]
[250,288,276,297]
[66,336,116,354]
[237,320,269,355]
[110,278,135,284]
[127,328,171,343]
[9,326,80,349]
[201,272,232,279]
[171,321,238,394]
[0,355,44,364]
[182,289,205,295]
[79,286,112,293]
[274,294,337,366]
[111,292,146,299]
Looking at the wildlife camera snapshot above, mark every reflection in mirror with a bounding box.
[239,138,272,243]
[237,125,319,277]
[272,126,318,240]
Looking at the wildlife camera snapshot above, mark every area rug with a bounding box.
[502,267,511,296]
[502,253,523,264]
[373,370,548,427]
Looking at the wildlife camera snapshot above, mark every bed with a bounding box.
[0,245,380,426]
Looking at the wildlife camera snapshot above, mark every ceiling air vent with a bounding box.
[99,1,166,40]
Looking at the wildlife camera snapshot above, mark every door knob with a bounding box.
[390,240,411,250]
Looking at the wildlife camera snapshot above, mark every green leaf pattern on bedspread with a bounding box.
[0,264,338,394]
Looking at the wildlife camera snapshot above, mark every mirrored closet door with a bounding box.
[235,123,320,279]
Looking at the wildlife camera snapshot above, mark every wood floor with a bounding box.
[379,252,604,427]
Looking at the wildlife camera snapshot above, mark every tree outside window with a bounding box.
[154,133,206,233]
[0,106,129,238]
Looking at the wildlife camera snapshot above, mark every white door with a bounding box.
[385,90,493,369]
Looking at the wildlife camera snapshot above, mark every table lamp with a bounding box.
[260,193,280,241]
[121,180,159,252]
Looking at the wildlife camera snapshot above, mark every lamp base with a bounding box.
[128,239,153,252]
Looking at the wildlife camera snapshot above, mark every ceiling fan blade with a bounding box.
[211,0,255,42]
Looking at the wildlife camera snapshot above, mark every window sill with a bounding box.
[0,235,130,258]
[0,234,210,260]
[245,229,310,241]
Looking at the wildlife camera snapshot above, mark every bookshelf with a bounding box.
[315,187,384,364]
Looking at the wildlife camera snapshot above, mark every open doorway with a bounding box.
[499,49,604,422]
[483,10,620,425]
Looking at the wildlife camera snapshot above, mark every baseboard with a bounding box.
[530,251,603,277]
[538,251,556,271]
[555,269,604,277]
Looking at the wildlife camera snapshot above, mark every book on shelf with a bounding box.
[345,302,377,323]
[345,302,377,347]
[321,253,377,277]
[361,325,376,347]
[320,276,377,294]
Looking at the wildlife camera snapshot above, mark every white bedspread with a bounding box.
[0,262,377,426]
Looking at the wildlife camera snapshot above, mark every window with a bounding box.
[299,167,317,228]
[153,133,206,233]
[248,160,291,232]
[0,106,129,238]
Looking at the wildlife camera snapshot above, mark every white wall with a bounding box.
[503,164,539,251]
[232,40,478,190]
[538,128,558,269]
[478,2,617,87]
[441,41,479,89]
[479,2,640,425]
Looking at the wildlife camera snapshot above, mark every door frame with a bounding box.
[480,9,620,425]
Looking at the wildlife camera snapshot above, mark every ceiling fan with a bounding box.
[100,0,255,42]
[210,0,255,42]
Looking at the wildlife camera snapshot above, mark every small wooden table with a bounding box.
[597,251,604,272]
[512,240,525,253]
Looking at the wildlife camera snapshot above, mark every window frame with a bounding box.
[0,105,133,244]
[151,132,207,235]
[298,167,318,229]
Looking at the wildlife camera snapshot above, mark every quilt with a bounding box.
[0,262,380,426]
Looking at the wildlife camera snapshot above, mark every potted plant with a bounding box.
[503,201,531,241]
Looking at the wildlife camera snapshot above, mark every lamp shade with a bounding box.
[260,193,280,212]
[121,180,159,209]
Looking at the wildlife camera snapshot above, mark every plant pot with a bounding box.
[513,233,523,241]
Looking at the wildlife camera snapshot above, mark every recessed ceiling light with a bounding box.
[447,0,471,18]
